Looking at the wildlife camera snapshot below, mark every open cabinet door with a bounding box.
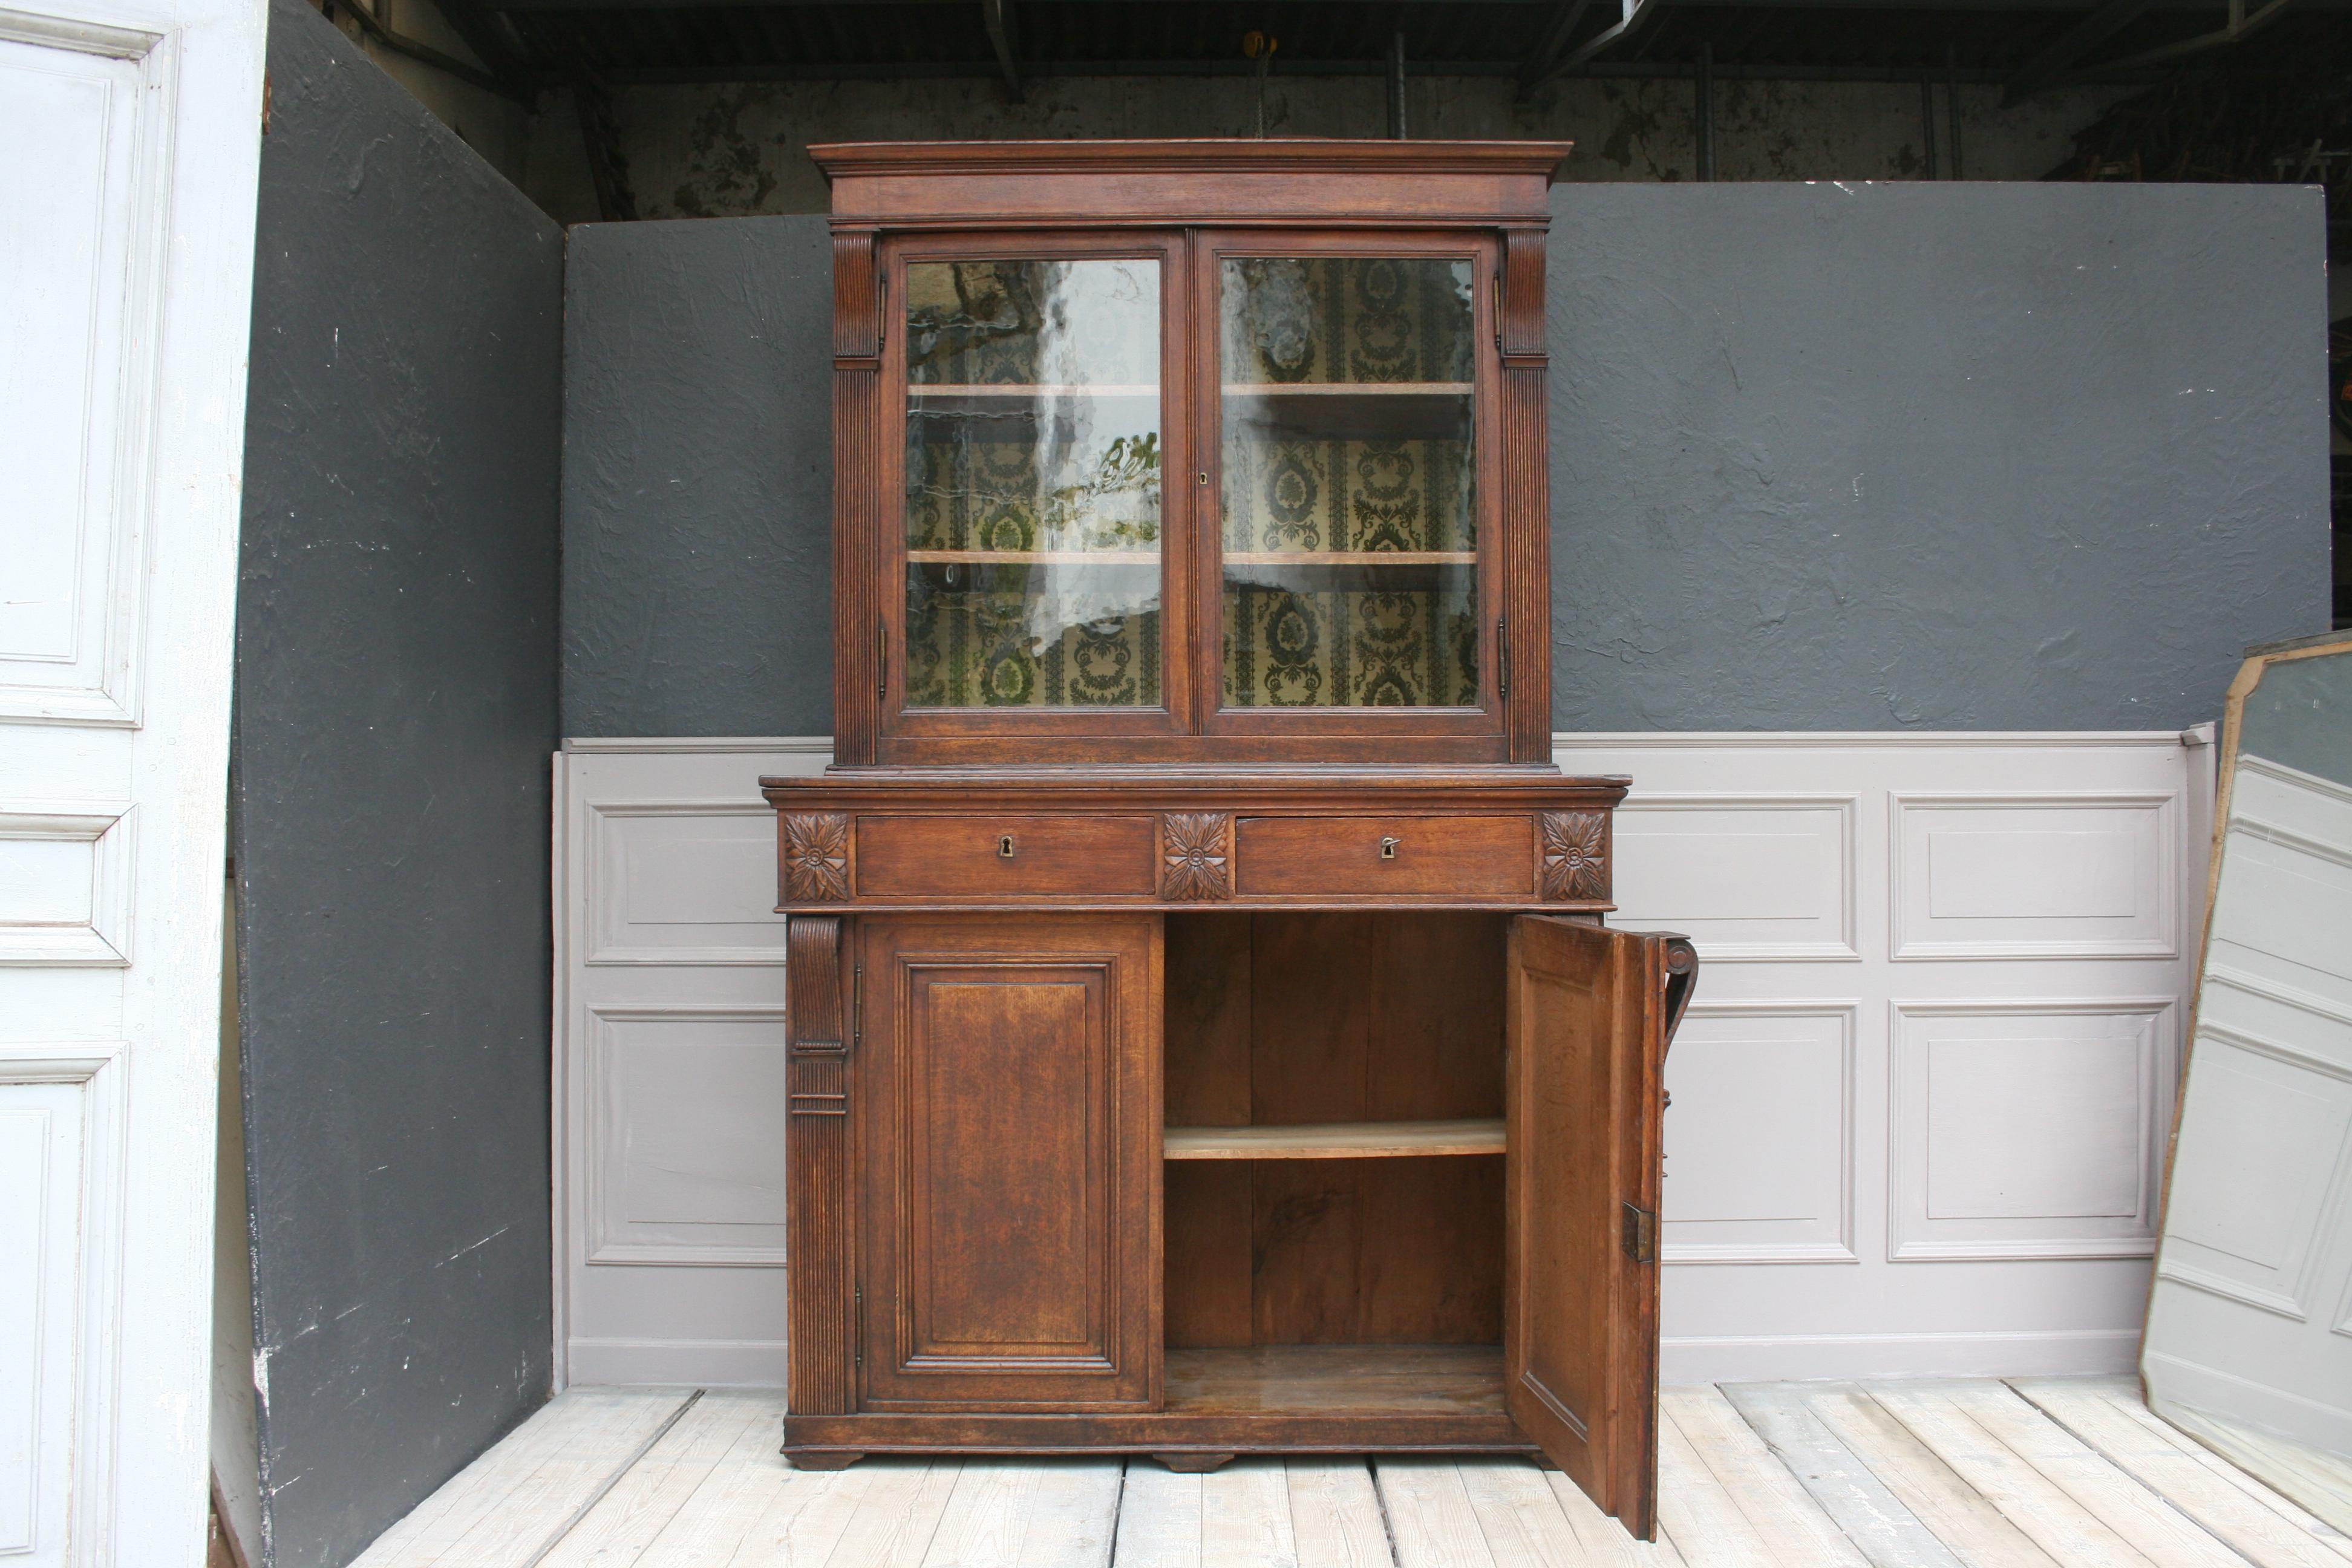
[1506,916,1697,1541]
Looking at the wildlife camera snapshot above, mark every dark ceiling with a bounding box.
[404,0,2350,97]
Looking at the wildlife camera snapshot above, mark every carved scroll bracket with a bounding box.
[1159,812,1234,901]
[1539,810,1610,902]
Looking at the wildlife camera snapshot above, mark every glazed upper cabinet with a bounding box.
[819,140,1566,766]
[769,140,1698,1546]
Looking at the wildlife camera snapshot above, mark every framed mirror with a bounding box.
[2142,630,2352,1529]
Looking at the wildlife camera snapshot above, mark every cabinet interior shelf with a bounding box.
[1164,1118,1506,1160]
[907,550,1472,569]
[910,384,1158,397]
[1224,382,1472,397]
[901,384,1469,397]
[908,550,1158,566]
[1224,551,1474,567]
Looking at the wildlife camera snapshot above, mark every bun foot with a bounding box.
[1152,1451,1236,1474]
[785,1449,865,1471]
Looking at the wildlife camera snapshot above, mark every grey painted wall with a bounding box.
[234,1,564,1561]
[558,185,2328,737]
[1550,181,2331,731]
[561,215,833,736]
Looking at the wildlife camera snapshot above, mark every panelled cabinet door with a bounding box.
[1504,916,1697,1540]
[859,913,1163,1410]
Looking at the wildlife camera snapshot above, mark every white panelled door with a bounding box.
[0,0,264,1555]
[2145,750,2352,1454]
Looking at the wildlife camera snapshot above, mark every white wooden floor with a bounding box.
[351,1377,2352,1567]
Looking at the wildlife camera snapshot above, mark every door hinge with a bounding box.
[876,616,887,702]
[852,963,863,1050]
[854,1284,863,1365]
[1494,265,1504,350]
[875,271,888,351]
[1621,1201,1657,1265]
[1497,615,1509,699]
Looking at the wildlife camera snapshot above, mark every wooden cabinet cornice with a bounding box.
[767,139,1694,1542]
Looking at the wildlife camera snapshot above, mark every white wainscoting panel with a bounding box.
[1607,796,1857,961]
[0,26,151,728]
[1889,999,2173,1260]
[1560,732,2204,1382]
[586,801,789,966]
[556,743,824,1387]
[555,733,2203,1387]
[1,0,265,1553]
[585,1005,792,1265]
[0,1046,125,1568]
[0,805,134,965]
[1661,1001,1857,1263]
[1892,794,2178,959]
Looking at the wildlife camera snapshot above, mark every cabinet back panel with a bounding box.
[1164,911,1506,1346]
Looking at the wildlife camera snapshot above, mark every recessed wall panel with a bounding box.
[1892,1001,2171,1259]
[1662,1004,1855,1263]
[587,1007,791,1264]
[1610,797,1856,961]
[587,803,789,965]
[1892,794,2177,959]
[0,38,146,724]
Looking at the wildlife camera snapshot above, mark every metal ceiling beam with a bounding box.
[2001,0,2152,102]
[1515,0,1596,91]
[595,56,2042,85]
[1520,0,1665,94]
[2089,0,2298,69]
[980,0,1021,98]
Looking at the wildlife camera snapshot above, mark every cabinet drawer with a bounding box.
[1233,815,1535,898]
[857,814,1158,898]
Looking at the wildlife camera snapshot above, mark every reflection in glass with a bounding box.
[1218,257,1479,708]
[903,258,1162,709]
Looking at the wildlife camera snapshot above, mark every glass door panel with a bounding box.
[902,256,1165,710]
[1218,255,1480,710]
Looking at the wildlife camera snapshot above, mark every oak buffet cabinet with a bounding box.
[763,139,1696,1538]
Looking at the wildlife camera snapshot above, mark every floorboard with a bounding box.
[1719,1382,1965,1568]
[2011,1377,2352,1568]
[354,1387,696,1568]
[1866,1381,2166,1568]
[2163,1402,2352,1541]
[1662,1387,1873,1568]
[1377,1459,1497,1568]
[1287,1459,1396,1567]
[346,1379,2352,1568]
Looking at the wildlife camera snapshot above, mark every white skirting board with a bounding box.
[552,731,2213,1388]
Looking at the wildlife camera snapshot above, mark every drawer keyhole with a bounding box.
[1379,836,1400,861]
[998,834,1017,859]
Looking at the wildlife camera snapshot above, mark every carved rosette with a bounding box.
[1159,812,1234,901]
[1539,811,1610,902]
[782,813,851,903]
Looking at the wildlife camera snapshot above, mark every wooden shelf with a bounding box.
[909,384,1158,397]
[1224,551,1474,567]
[1166,1344,1507,1418]
[1164,1118,1505,1161]
[1224,382,1471,397]
[908,550,1158,566]
[1223,386,1471,441]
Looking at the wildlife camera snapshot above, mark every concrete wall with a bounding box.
[521,74,2126,225]
[234,0,564,1561]
[1548,180,2332,730]
[559,183,2328,738]
[561,215,835,738]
